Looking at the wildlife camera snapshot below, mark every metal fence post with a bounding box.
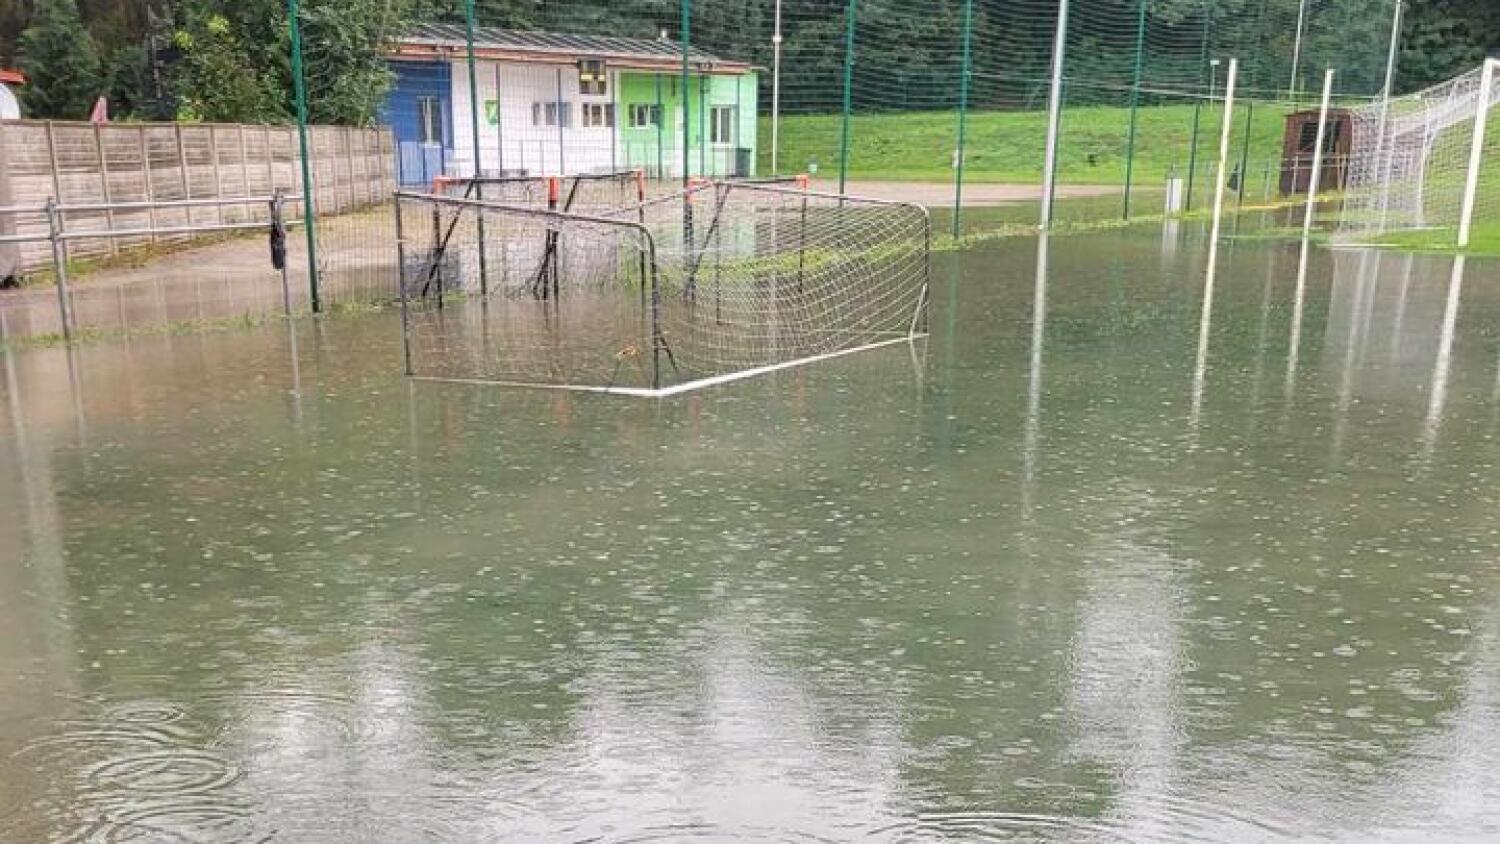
[45,198,74,341]
[951,0,974,239]
[394,196,413,376]
[271,188,293,316]
[286,0,322,313]
[771,0,783,175]
[655,73,665,179]
[1185,100,1203,211]
[1235,101,1254,208]
[1122,0,1147,220]
[680,0,692,186]
[838,0,858,195]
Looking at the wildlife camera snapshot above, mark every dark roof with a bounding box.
[394,24,733,68]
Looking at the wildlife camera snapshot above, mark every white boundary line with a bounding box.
[412,334,928,399]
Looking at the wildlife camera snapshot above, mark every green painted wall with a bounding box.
[618,70,757,178]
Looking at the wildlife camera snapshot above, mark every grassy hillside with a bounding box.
[759,103,1296,186]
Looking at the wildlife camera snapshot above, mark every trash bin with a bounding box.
[734,147,753,178]
[1164,177,1186,215]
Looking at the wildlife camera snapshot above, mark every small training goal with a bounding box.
[1341,59,1500,246]
[394,173,931,396]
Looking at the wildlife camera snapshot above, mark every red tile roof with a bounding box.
[0,69,25,85]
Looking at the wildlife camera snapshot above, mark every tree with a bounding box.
[169,5,285,121]
[18,0,104,118]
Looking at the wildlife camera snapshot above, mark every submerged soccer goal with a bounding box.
[1342,59,1500,247]
[393,175,930,396]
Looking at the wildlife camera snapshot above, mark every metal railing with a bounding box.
[0,193,304,340]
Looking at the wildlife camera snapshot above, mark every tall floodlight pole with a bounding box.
[1301,69,1335,240]
[1374,0,1404,231]
[285,0,320,313]
[837,0,858,194]
[463,0,483,179]
[1122,0,1147,220]
[463,0,488,293]
[952,0,974,238]
[1040,0,1070,227]
[1289,0,1308,100]
[680,0,691,186]
[771,0,783,175]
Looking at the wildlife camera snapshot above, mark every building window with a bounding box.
[532,102,572,128]
[710,105,736,145]
[582,103,614,128]
[579,59,607,96]
[418,96,442,144]
[629,104,661,128]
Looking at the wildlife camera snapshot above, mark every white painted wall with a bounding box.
[0,83,20,120]
[451,59,621,177]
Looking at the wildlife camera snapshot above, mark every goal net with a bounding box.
[1342,60,1500,244]
[430,170,646,215]
[394,180,931,395]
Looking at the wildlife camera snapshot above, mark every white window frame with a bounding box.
[582,102,614,129]
[629,104,660,129]
[709,105,736,146]
[533,102,573,128]
[418,96,443,145]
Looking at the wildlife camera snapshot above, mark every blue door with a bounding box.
[381,62,452,186]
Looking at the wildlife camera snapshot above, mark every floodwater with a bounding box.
[3,221,1500,842]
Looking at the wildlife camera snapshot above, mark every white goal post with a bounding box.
[393,177,932,397]
[1341,58,1500,247]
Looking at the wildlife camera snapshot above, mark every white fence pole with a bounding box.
[1302,69,1335,240]
[1374,0,1404,231]
[1039,0,1069,227]
[1458,58,1498,248]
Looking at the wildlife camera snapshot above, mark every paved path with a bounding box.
[814,180,1120,206]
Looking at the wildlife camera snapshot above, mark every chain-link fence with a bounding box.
[0,0,1416,343]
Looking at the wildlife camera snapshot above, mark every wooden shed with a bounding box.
[1280,108,1353,195]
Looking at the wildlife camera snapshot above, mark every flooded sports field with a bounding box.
[3,223,1500,841]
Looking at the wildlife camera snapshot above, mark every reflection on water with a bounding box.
[3,227,1500,841]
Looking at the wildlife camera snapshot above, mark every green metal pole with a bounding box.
[680,0,691,186]
[286,0,320,313]
[1122,0,1147,220]
[463,0,487,294]
[1185,4,1210,212]
[838,0,858,194]
[1236,100,1254,208]
[1185,100,1202,211]
[655,73,664,179]
[951,0,974,239]
[463,1,483,175]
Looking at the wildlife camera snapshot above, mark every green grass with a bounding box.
[760,102,1296,185]
[1371,222,1500,257]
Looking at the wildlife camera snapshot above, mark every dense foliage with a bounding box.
[0,0,1494,122]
